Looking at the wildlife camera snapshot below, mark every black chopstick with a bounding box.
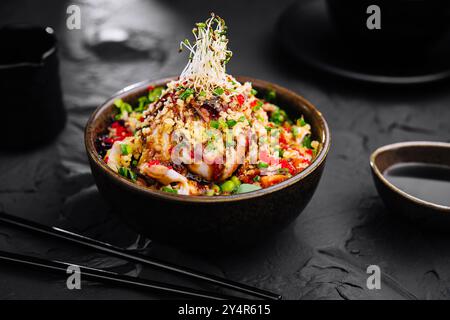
[0,212,281,300]
[0,250,236,300]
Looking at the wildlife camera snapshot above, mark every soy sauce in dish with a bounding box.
[383,162,450,207]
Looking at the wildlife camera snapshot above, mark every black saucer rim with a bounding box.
[277,0,450,85]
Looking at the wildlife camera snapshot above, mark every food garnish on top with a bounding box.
[96,14,319,196]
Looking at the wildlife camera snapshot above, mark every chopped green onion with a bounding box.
[199,91,207,97]
[226,119,237,128]
[120,144,132,155]
[270,109,288,125]
[179,88,194,100]
[209,120,219,129]
[162,186,178,194]
[114,99,133,119]
[302,135,312,149]
[213,87,224,96]
[148,87,164,102]
[238,116,246,122]
[129,170,137,181]
[265,89,276,102]
[118,167,127,177]
[135,96,148,112]
[278,168,290,174]
[251,88,258,96]
[253,175,261,182]
[258,162,269,169]
[218,119,227,129]
[297,116,307,127]
[118,167,137,181]
[114,99,133,113]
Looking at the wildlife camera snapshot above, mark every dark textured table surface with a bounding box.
[1,0,450,300]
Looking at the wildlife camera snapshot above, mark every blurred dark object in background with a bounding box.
[277,0,450,85]
[327,0,450,61]
[0,25,65,150]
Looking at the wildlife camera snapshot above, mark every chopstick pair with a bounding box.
[0,212,281,300]
[0,250,235,300]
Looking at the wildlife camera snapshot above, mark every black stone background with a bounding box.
[0,0,449,299]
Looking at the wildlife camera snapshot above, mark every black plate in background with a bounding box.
[277,0,450,85]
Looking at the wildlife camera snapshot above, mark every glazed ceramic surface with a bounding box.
[371,141,450,229]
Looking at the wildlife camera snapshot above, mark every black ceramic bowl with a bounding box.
[85,77,330,249]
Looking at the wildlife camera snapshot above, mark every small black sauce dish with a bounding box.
[370,141,450,230]
[0,25,65,149]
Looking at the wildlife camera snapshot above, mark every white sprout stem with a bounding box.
[179,14,232,93]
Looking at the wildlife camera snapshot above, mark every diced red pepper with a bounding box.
[147,160,161,166]
[147,85,154,91]
[236,94,245,106]
[279,133,287,145]
[305,149,313,156]
[113,132,132,142]
[280,159,296,175]
[111,121,121,129]
[110,121,132,142]
[104,156,109,163]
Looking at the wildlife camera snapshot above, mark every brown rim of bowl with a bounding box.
[370,141,450,212]
[85,76,331,203]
